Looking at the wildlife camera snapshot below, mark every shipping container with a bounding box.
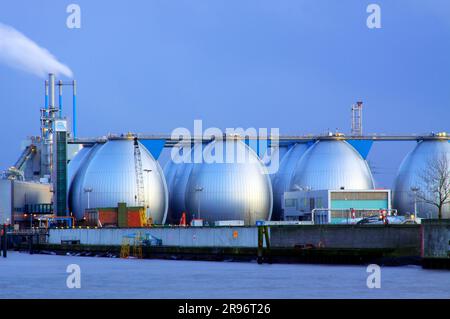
[127,211,142,227]
[84,208,118,227]
[118,202,128,227]
[98,209,117,226]
[84,203,145,228]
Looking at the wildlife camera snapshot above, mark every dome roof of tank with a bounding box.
[289,140,374,191]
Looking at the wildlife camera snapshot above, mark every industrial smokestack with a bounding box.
[49,73,55,109]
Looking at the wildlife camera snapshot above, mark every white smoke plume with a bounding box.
[0,22,73,78]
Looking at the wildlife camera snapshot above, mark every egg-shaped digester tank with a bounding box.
[68,144,102,217]
[184,139,272,224]
[69,139,168,223]
[393,140,450,218]
[163,143,203,224]
[289,140,375,191]
[270,143,309,220]
[68,145,94,187]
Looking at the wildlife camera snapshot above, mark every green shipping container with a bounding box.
[118,202,128,227]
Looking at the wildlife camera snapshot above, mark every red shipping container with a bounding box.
[98,210,118,226]
[127,211,142,227]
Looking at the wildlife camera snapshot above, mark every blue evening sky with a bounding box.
[0,0,449,188]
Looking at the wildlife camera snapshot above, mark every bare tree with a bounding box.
[417,153,450,219]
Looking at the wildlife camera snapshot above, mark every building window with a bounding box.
[285,199,297,208]
[316,197,323,208]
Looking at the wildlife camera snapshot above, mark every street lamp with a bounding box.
[411,186,420,220]
[143,169,152,221]
[83,187,93,209]
[195,186,204,219]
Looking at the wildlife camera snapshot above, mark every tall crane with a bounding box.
[133,137,145,208]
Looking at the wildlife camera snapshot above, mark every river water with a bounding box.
[0,252,449,299]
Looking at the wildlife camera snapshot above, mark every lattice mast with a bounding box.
[133,137,146,207]
[351,101,363,136]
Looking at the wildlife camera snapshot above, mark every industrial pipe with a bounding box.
[45,80,49,109]
[43,80,49,140]
[73,80,77,138]
[58,80,63,118]
[47,73,55,179]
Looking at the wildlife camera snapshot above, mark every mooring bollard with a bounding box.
[263,226,271,264]
[29,234,34,255]
[257,226,263,264]
[257,225,271,264]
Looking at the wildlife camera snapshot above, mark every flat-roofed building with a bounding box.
[0,179,52,226]
[282,189,391,224]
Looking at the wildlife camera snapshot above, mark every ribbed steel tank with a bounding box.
[393,140,450,218]
[264,144,288,172]
[68,145,93,187]
[289,140,375,191]
[184,139,272,224]
[270,143,309,220]
[68,144,102,217]
[163,143,202,224]
[68,140,168,223]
